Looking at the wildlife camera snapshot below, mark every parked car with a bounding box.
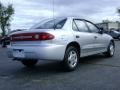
[105,30,120,40]
[0,29,25,47]
[0,34,3,45]
[0,35,10,47]
[7,17,115,71]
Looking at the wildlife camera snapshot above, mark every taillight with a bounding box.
[10,32,54,41]
[35,32,54,40]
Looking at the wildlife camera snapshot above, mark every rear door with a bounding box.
[72,19,96,56]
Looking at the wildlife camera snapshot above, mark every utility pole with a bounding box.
[117,8,120,30]
[117,8,120,18]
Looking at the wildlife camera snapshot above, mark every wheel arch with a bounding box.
[66,41,81,55]
[110,39,115,46]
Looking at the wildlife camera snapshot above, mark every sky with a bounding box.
[1,0,120,30]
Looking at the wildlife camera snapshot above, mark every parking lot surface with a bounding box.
[0,41,120,90]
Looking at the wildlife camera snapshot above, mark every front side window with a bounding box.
[86,22,99,33]
[73,20,89,32]
[31,18,67,29]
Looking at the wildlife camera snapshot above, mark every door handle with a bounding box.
[76,35,80,38]
[94,36,98,39]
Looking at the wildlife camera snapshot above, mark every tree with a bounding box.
[0,2,14,36]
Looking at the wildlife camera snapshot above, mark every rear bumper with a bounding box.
[7,44,66,61]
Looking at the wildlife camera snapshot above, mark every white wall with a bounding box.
[108,22,119,30]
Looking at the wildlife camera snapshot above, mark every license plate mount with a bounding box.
[13,49,25,58]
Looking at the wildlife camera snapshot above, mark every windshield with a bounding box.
[113,30,120,34]
[31,18,67,29]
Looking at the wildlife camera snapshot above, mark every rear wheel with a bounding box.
[104,42,115,57]
[21,60,38,68]
[63,46,79,71]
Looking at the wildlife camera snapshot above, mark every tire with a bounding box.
[1,41,6,47]
[21,60,38,68]
[104,42,115,57]
[63,46,79,71]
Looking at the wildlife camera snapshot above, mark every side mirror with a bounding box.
[99,27,104,31]
[99,28,104,34]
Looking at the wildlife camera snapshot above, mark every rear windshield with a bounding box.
[31,18,67,29]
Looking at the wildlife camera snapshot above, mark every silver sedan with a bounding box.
[7,17,115,71]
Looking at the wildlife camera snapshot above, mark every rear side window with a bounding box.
[32,18,67,29]
[73,20,89,32]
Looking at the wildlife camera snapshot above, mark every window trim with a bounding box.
[72,19,80,31]
[72,19,91,33]
[85,21,100,33]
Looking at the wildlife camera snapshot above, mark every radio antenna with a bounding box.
[52,0,55,29]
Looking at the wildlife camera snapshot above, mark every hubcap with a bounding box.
[68,50,78,68]
[109,44,114,55]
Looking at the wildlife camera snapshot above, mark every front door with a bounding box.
[72,19,97,56]
[85,21,106,52]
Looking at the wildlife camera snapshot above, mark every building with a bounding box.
[96,20,120,31]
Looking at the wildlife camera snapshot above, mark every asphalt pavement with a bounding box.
[0,41,120,90]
